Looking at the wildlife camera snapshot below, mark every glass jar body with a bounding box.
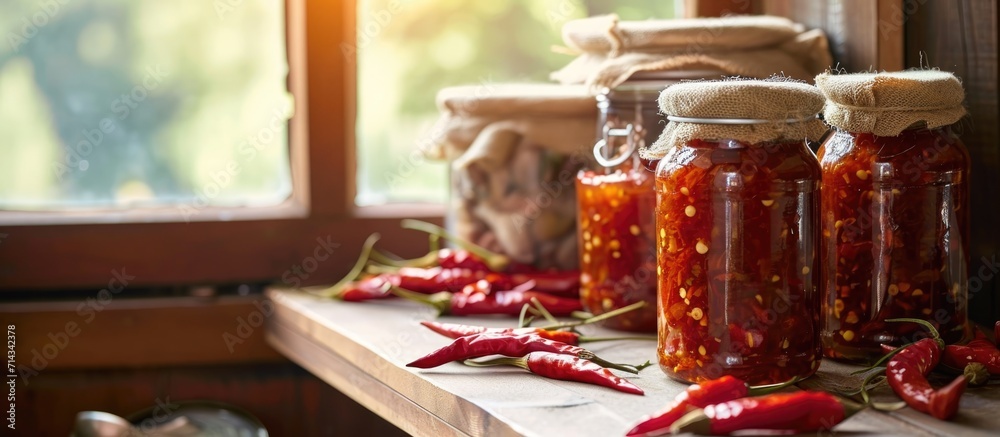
[654,139,822,384]
[575,86,663,332]
[818,127,971,364]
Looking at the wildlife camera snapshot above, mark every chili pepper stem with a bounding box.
[539,301,647,331]
[517,304,531,328]
[463,356,529,370]
[577,351,643,374]
[311,233,381,298]
[401,219,510,271]
[389,286,451,315]
[369,249,438,269]
[745,376,802,396]
[885,318,942,341]
[851,346,904,375]
[531,298,560,324]
[578,336,658,343]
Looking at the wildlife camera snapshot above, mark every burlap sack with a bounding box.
[815,71,967,136]
[641,77,828,160]
[552,15,832,90]
[428,84,597,269]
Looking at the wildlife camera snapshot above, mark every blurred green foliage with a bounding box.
[0,0,675,210]
[0,0,290,210]
[356,0,676,205]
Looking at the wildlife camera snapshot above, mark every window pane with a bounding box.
[0,0,291,211]
[355,0,678,206]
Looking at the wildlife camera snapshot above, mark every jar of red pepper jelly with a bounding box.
[643,79,829,384]
[815,71,971,363]
[575,81,670,332]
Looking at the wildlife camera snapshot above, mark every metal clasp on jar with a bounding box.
[594,123,636,168]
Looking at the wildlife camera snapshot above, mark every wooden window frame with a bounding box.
[0,0,442,291]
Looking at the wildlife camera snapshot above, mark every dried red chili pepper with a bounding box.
[371,247,494,272]
[670,391,862,435]
[943,341,1000,375]
[393,283,582,318]
[626,375,798,436]
[336,275,395,302]
[498,271,581,297]
[405,332,646,374]
[883,318,966,420]
[464,352,644,395]
[419,321,581,345]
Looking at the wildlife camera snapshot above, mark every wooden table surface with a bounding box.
[264,288,1000,437]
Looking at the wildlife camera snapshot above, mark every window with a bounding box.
[0,0,685,291]
[355,0,680,205]
[1,0,291,212]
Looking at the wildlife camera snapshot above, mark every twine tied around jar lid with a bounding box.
[640,77,828,160]
[815,70,967,137]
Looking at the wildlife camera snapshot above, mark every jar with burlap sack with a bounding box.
[815,71,971,364]
[427,84,596,270]
[645,77,827,385]
[551,14,832,91]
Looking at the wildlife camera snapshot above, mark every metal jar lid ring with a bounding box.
[665,114,820,125]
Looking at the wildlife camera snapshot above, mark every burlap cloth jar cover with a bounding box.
[641,77,828,160]
[552,15,833,90]
[814,70,967,136]
[428,84,597,270]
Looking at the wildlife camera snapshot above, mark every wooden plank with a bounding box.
[267,319,472,437]
[904,0,999,323]
[1,295,285,370]
[264,288,999,437]
[761,0,904,72]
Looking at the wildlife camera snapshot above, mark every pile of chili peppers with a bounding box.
[855,318,1000,422]
[405,305,654,395]
[314,221,582,318]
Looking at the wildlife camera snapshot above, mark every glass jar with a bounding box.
[655,137,823,384]
[575,82,667,332]
[818,125,970,363]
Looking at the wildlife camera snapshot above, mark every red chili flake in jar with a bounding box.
[816,71,972,364]
[646,79,829,385]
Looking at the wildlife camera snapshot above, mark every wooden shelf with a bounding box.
[265,288,998,437]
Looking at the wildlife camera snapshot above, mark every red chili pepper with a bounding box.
[437,248,492,271]
[419,321,580,345]
[393,283,582,317]
[391,267,490,293]
[943,341,1000,375]
[405,332,644,374]
[503,271,581,297]
[886,337,966,420]
[464,352,643,395]
[336,275,395,302]
[626,375,797,436]
[671,391,861,435]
